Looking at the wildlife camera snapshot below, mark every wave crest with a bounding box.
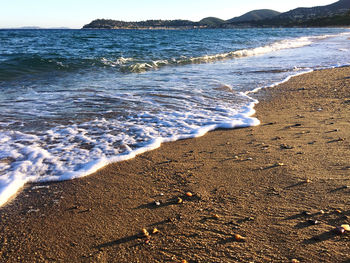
[118,35,327,73]
[1,33,346,80]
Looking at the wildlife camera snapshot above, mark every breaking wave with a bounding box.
[1,33,346,80]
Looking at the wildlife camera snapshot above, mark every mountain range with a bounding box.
[83,0,350,29]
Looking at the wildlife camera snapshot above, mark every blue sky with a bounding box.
[0,0,338,28]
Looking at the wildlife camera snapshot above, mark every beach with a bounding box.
[0,66,349,262]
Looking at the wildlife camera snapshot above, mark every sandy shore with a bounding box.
[1,67,350,262]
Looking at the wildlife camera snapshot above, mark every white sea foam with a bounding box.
[125,33,349,72]
[0,97,260,206]
[246,69,314,95]
[101,57,134,67]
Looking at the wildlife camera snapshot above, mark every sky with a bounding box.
[0,0,339,29]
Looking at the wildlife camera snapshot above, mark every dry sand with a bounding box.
[0,67,349,263]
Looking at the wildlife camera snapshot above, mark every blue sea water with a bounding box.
[0,28,349,205]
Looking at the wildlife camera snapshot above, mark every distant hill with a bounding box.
[276,0,350,23]
[252,0,350,27]
[199,17,226,27]
[83,19,199,29]
[227,9,280,23]
[83,0,350,29]
[292,10,350,27]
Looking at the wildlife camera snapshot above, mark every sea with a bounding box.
[0,28,349,206]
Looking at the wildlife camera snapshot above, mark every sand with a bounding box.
[0,67,349,263]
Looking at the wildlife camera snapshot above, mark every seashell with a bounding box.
[234,234,246,242]
[142,228,150,238]
[341,224,350,231]
[154,200,161,206]
[319,210,325,214]
[291,259,300,263]
[177,197,183,204]
[335,209,342,214]
[334,226,345,235]
[305,179,311,183]
[185,192,193,197]
[152,228,159,234]
[181,260,188,263]
[276,162,285,166]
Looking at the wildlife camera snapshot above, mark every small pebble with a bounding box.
[291,259,300,263]
[181,260,188,263]
[302,211,312,216]
[213,214,220,219]
[307,219,319,225]
[177,197,183,204]
[335,209,342,214]
[319,210,325,214]
[233,234,246,242]
[341,224,350,231]
[142,228,150,238]
[281,144,293,149]
[152,228,159,234]
[185,192,193,197]
[334,226,345,235]
[154,201,161,206]
[304,179,311,183]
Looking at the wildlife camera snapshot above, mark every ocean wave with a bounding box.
[100,57,134,67]
[119,33,346,73]
[0,56,69,80]
[1,32,346,79]
[0,55,135,81]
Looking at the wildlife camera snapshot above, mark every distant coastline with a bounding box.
[83,0,350,29]
[1,27,72,30]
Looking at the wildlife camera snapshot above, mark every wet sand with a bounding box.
[0,67,349,262]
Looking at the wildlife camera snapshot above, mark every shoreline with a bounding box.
[1,67,350,262]
[0,67,314,208]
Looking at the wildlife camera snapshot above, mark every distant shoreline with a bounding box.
[2,26,350,31]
